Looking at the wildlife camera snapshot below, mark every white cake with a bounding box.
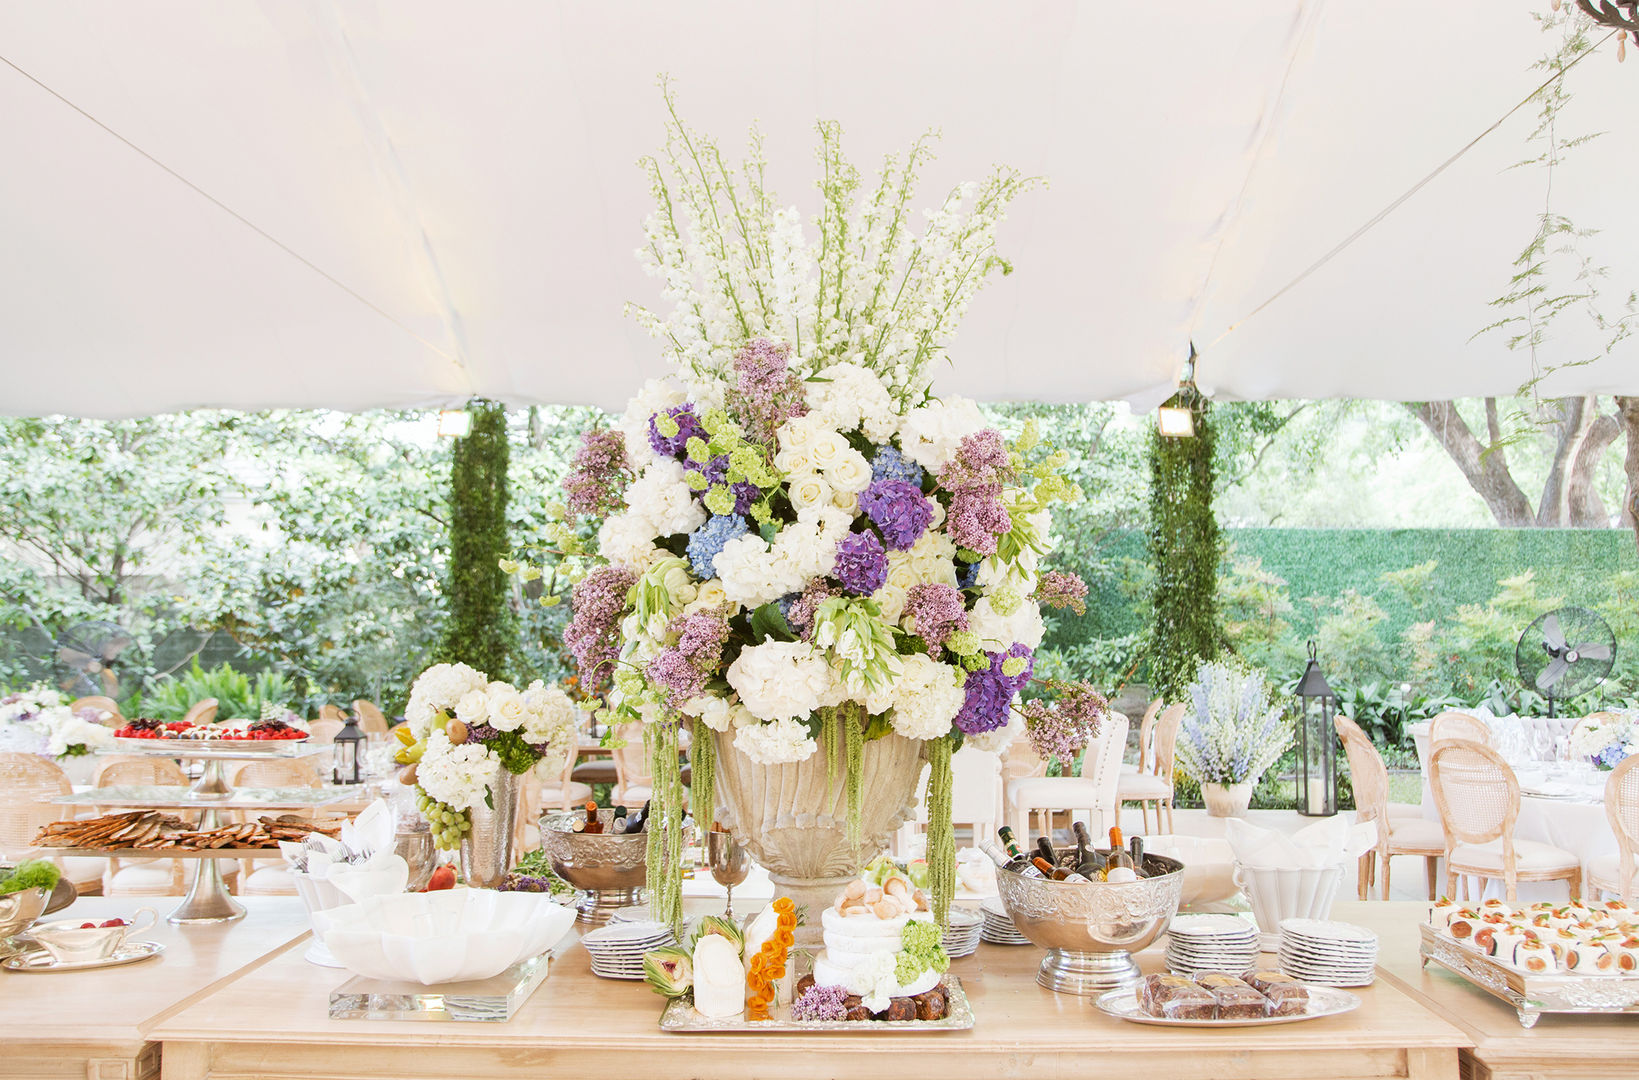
[811,906,941,999]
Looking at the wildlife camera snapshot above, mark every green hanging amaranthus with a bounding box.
[844,703,866,845]
[1146,394,1222,701]
[689,717,715,833]
[643,721,687,931]
[924,736,956,929]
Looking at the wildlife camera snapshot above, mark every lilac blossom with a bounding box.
[791,983,850,1022]
[1035,570,1089,615]
[788,580,841,638]
[561,429,629,517]
[1020,682,1106,764]
[731,338,807,444]
[903,583,969,656]
[563,564,640,691]
[858,479,934,551]
[945,486,1011,556]
[940,429,1013,490]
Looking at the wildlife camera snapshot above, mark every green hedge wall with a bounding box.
[1073,527,1639,645]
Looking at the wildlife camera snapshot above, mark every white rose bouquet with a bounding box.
[0,683,114,759]
[529,90,1104,926]
[394,662,578,850]
[1568,711,1638,771]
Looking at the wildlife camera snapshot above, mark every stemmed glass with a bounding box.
[705,831,751,920]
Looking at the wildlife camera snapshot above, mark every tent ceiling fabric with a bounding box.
[0,1,1633,418]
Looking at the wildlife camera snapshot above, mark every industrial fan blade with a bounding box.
[1536,657,1570,691]
[1541,613,1565,652]
[1573,643,1612,661]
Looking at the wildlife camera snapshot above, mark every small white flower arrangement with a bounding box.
[395,663,578,850]
[1174,660,1293,787]
[0,683,114,759]
[1568,711,1638,771]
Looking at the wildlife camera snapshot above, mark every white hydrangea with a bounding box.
[897,396,987,473]
[969,596,1046,651]
[885,529,959,592]
[521,681,578,773]
[35,710,115,758]
[417,729,499,812]
[597,511,667,569]
[727,640,835,721]
[773,504,852,581]
[714,534,792,608]
[889,655,965,740]
[618,376,687,472]
[841,949,902,1013]
[732,716,819,766]
[405,662,489,736]
[805,362,899,443]
[626,459,708,537]
[681,694,735,733]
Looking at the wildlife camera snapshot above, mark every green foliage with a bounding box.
[0,859,61,896]
[1145,399,1222,699]
[439,401,515,679]
[144,661,294,722]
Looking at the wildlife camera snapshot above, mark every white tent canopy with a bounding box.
[2,1,1635,418]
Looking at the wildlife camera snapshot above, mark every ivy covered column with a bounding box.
[1146,395,1221,700]
[439,399,516,677]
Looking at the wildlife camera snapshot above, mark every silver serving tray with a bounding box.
[110,736,315,756]
[660,975,974,1033]
[1094,983,1360,1027]
[1419,922,1639,1028]
[2,939,165,972]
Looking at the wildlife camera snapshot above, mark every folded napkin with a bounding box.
[1225,816,1376,870]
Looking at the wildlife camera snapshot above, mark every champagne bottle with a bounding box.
[1128,835,1146,878]
[611,805,630,834]
[627,799,651,834]
[1033,856,1090,883]
[998,828,1045,877]
[1106,825,1134,871]
[582,800,603,835]
[977,840,1012,868]
[1036,835,1058,867]
[1071,821,1092,865]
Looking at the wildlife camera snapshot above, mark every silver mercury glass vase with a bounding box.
[459,761,522,889]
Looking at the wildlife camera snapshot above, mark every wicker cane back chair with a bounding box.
[1430,739,1579,901]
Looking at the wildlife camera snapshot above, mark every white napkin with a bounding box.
[1225,816,1376,869]
[342,799,394,859]
[955,847,997,893]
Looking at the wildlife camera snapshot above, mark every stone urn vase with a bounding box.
[1201,781,1253,818]
[711,729,925,946]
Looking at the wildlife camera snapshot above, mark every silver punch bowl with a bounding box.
[539,809,648,923]
[996,853,1185,994]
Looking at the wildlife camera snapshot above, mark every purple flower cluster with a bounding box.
[731,337,807,444]
[683,453,760,514]
[788,579,840,638]
[644,650,707,709]
[561,429,629,517]
[648,404,705,458]
[563,564,640,691]
[858,479,933,551]
[832,530,888,596]
[645,608,731,709]
[791,983,850,1022]
[954,645,1035,736]
[1035,570,1089,615]
[871,444,925,487]
[941,429,1013,489]
[903,583,968,656]
[686,514,749,579]
[946,487,1012,556]
[1020,682,1106,764]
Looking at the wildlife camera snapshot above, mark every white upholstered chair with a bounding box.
[1006,713,1130,842]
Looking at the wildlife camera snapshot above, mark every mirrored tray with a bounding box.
[1095,983,1360,1027]
[661,975,974,1033]
[1419,922,1639,1028]
[109,737,318,757]
[2,940,165,972]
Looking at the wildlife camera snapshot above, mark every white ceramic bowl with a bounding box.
[1146,835,1237,907]
[29,907,156,963]
[320,889,576,985]
[1233,861,1345,950]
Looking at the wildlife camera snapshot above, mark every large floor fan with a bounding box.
[54,620,135,699]
[1515,606,1615,717]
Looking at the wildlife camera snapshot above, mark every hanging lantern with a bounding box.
[1295,641,1337,817]
[437,408,472,438]
[332,715,366,785]
[1157,342,1200,438]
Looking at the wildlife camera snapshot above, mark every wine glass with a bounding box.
[705,831,751,920]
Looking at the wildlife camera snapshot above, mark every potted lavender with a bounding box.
[1174,660,1292,818]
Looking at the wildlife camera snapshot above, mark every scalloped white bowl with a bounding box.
[319,889,576,985]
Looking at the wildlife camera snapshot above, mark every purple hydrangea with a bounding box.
[946,486,1012,556]
[648,404,705,459]
[684,454,759,514]
[561,429,629,518]
[996,642,1036,693]
[954,646,1035,736]
[903,583,969,656]
[871,444,925,487]
[858,479,934,551]
[832,531,889,596]
[564,564,641,691]
[686,514,749,579]
[731,338,807,444]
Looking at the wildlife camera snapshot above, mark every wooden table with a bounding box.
[152,901,1465,1080]
[1,896,309,1080]
[1348,900,1639,1080]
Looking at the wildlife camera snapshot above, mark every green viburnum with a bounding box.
[944,629,981,657]
[989,586,1022,616]
[704,485,735,515]
[684,470,709,492]
[654,412,680,439]
[811,597,901,695]
[961,652,990,672]
[685,436,711,464]
[895,919,949,984]
[1000,655,1029,679]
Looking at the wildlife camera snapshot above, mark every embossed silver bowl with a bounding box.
[539,809,647,924]
[0,881,50,941]
[996,853,1185,995]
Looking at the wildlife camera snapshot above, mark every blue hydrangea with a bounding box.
[957,559,981,590]
[871,444,925,487]
[686,515,749,580]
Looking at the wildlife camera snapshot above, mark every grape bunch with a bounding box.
[415,787,472,850]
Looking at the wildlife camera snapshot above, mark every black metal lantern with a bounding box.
[332,715,365,785]
[1295,640,1337,817]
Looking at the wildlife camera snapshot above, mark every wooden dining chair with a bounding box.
[1429,711,1491,746]
[306,718,344,744]
[1587,755,1639,902]
[1430,738,1580,901]
[95,756,191,896]
[610,724,654,805]
[1336,716,1443,900]
[182,698,220,726]
[1335,715,1420,822]
[70,695,122,722]
[1116,702,1183,833]
[1119,698,1163,776]
[352,699,390,736]
[318,704,347,724]
[231,758,323,895]
[538,749,593,814]
[0,753,107,896]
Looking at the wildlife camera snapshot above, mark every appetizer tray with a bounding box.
[660,975,974,1033]
[1419,923,1639,1028]
[1094,983,1360,1027]
[110,737,318,757]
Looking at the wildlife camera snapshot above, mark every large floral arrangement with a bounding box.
[394,663,578,850]
[1174,660,1293,786]
[538,90,1103,926]
[1568,711,1638,771]
[0,683,115,759]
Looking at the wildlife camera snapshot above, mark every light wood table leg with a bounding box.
[159,1043,208,1080]
[1406,1047,1460,1080]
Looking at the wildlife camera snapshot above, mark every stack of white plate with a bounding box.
[1278,918,1378,986]
[979,898,1029,946]
[1165,914,1260,977]
[943,906,983,958]
[581,920,675,980]
[608,904,655,925]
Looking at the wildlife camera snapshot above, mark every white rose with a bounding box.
[488,689,528,732]
[824,448,872,494]
[454,689,490,725]
[808,428,847,470]
[871,583,907,624]
[832,489,860,514]
[776,415,820,453]
[788,473,833,511]
[774,447,815,476]
[683,695,734,733]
